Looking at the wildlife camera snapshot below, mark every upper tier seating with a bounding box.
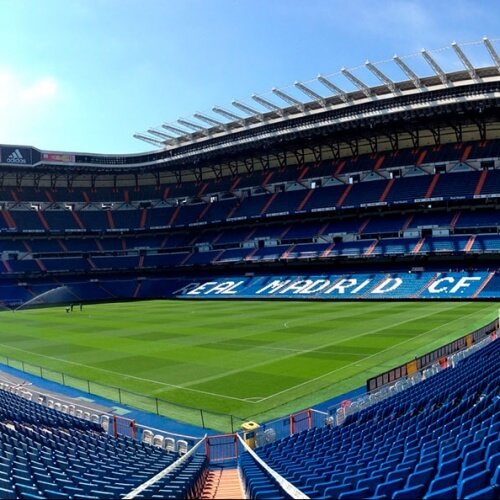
[469,140,500,160]
[301,161,336,180]
[432,171,481,198]
[111,209,142,230]
[43,211,81,231]
[229,194,273,219]
[148,206,176,228]
[0,140,497,209]
[76,211,109,232]
[266,165,304,185]
[203,198,238,224]
[341,179,388,207]
[174,203,206,226]
[385,175,431,203]
[0,167,498,235]
[480,169,500,196]
[302,184,345,211]
[265,189,309,215]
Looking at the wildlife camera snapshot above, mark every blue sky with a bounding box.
[0,0,498,154]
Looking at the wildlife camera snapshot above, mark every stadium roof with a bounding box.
[135,37,500,150]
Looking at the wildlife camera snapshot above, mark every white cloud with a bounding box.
[21,77,59,101]
[0,68,60,108]
[313,0,488,54]
[0,67,63,147]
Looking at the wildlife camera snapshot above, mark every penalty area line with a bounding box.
[0,342,253,403]
[177,301,463,393]
[251,303,494,404]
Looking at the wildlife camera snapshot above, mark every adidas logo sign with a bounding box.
[6,149,27,164]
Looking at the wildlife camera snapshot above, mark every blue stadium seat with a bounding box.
[42,491,70,500]
[423,485,457,499]
[240,338,500,499]
[457,470,491,498]
[338,487,371,499]
[374,478,405,497]
[392,484,426,499]
[0,387,207,500]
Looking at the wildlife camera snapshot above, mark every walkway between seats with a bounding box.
[201,467,245,499]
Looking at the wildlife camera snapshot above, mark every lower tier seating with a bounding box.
[0,270,499,307]
[0,389,207,499]
[240,338,500,499]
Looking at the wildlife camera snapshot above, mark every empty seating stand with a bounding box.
[0,142,498,301]
[0,388,207,499]
[240,338,500,499]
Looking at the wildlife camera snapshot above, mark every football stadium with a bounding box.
[0,38,499,499]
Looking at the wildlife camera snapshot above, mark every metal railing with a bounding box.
[205,433,239,463]
[124,433,207,499]
[366,317,499,392]
[237,433,309,499]
[0,355,244,433]
[329,330,497,426]
[0,377,205,454]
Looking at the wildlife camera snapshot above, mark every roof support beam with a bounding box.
[271,87,304,110]
[311,145,322,163]
[483,36,500,73]
[212,106,242,121]
[251,94,283,114]
[177,119,205,131]
[317,75,349,102]
[232,100,262,117]
[132,134,163,147]
[386,131,399,151]
[421,49,449,85]
[472,117,487,142]
[193,113,224,127]
[365,61,397,93]
[393,55,424,89]
[341,68,371,97]
[294,81,326,106]
[346,138,359,157]
[452,42,478,80]
[162,124,190,135]
[227,161,239,177]
[244,157,255,174]
[258,155,270,171]
[147,129,175,140]
[450,122,463,143]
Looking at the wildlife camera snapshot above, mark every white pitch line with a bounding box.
[177,302,464,392]
[252,304,494,403]
[0,342,252,403]
[1,303,491,406]
[213,341,367,356]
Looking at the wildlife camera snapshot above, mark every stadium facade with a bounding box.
[0,39,498,500]
[0,39,499,307]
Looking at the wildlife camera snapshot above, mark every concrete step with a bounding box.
[201,468,245,499]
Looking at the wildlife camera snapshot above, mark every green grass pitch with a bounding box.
[0,300,497,432]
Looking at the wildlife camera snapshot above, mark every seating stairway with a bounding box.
[201,467,245,499]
